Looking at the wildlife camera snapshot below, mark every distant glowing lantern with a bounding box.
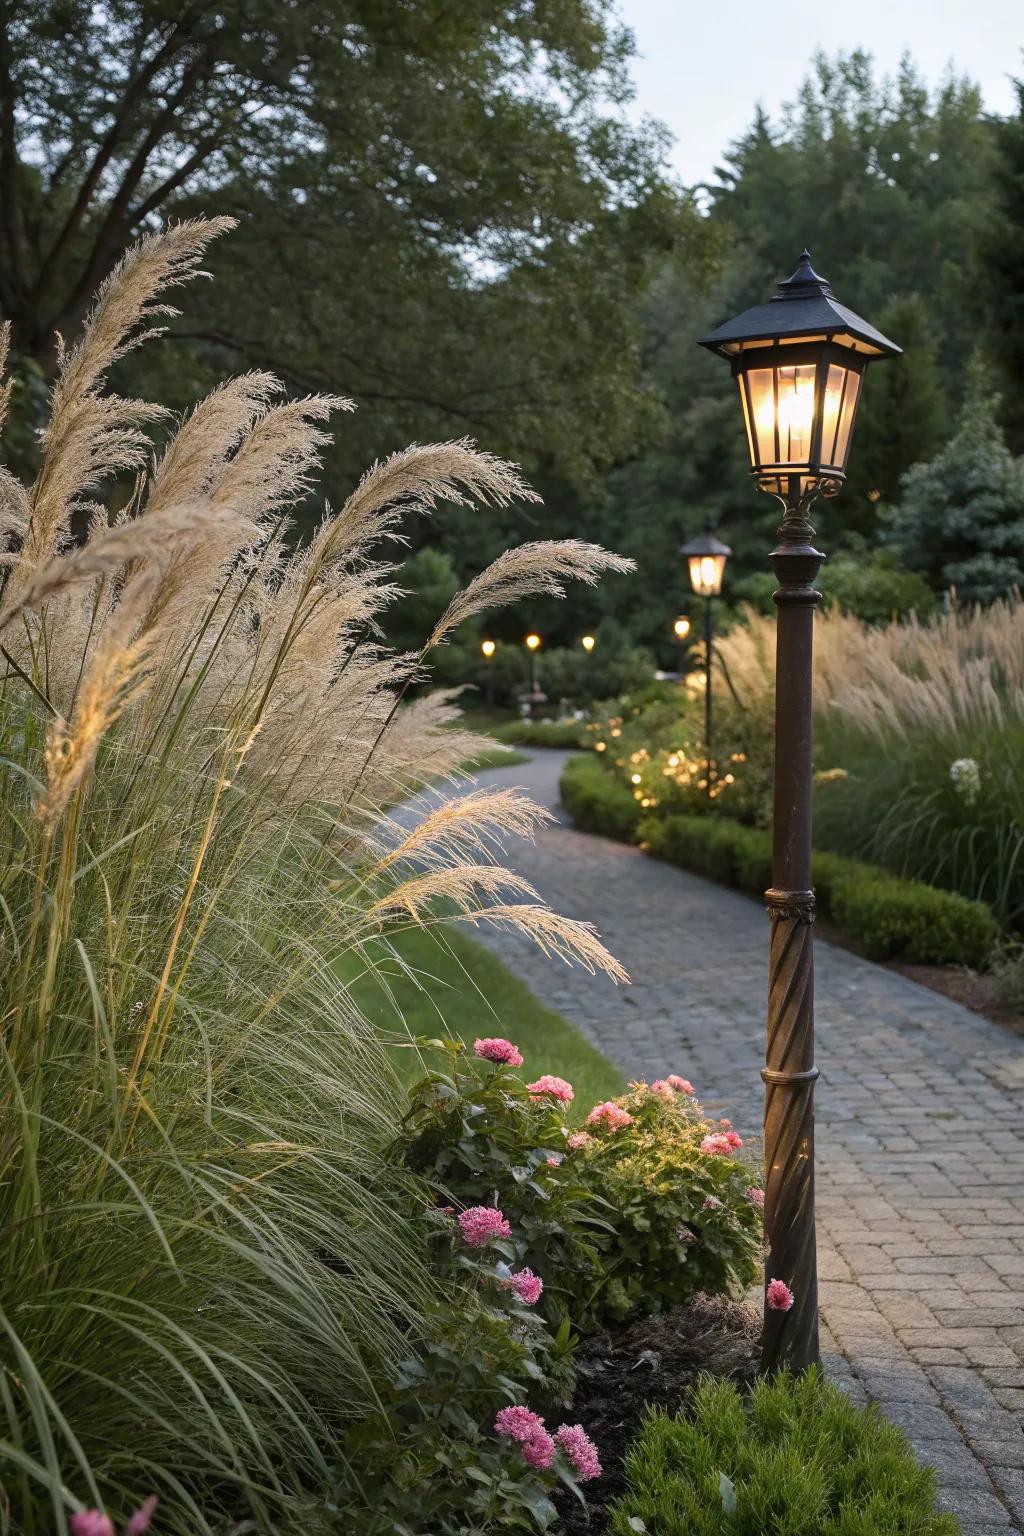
[524,633,541,651]
[680,528,731,598]
[581,634,596,653]
[481,638,496,658]
[673,615,691,641]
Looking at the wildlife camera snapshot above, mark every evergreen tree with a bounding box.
[884,373,1024,602]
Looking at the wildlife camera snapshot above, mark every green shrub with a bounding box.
[560,753,642,840]
[400,1044,762,1334]
[610,1369,959,1536]
[633,810,998,968]
[497,717,588,749]
[829,869,998,967]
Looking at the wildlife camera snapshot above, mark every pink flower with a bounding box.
[554,1424,602,1482]
[746,1186,765,1209]
[566,1131,592,1151]
[702,1195,722,1210]
[767,1278,795,1312]
[699,1132,736,1157]
[474,1037,524,1067]
[725,1130,744,1150]
[70,1516,115,1536]
[526,1074,574,1103]
[504,1267,544,1306]
[458,1206,511,1247]
[522,1429,556,1470]
[586,1101,634,1131]
[495,1405,546,1443]
[719,1118,732,1128]
[667,1075,695,1094]
[126,1499,158,1536]
[545,1154,562,1168]
[650,1079,674,1096]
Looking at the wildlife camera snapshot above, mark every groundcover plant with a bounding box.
[0,218,630,1534]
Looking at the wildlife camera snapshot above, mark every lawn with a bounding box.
[339,921,624,1117]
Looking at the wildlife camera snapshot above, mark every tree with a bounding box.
[884,375,1024,602]
[0,1,697,488]
[985,74,1024,452]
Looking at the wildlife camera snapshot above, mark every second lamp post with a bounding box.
[680,522,731,790]
[699,250,900,1374]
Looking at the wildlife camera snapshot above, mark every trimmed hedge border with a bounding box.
[560,754,999,969]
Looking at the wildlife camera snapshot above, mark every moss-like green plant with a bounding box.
[610,1369,960,1536]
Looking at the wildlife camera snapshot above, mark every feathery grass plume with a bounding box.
[146,371,282,513]
[310,439,539,574]
[0,318,11,433]
[374,787,553,871]
[457,903,630,982]
[20,218,236,573]
[369,865,540,921]
[0,498,217,634]
[428,540,636,649]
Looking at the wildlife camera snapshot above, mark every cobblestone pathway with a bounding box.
[451,748,1024,1535]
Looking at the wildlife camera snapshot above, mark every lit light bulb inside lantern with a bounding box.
[481,638,496,658]
[524,633,541,651]
[581,634,596,653]
[673,616,691,640]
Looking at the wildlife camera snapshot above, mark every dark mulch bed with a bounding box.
[555,1294,760,1535]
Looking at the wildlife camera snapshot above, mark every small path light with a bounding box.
[481,638,496,709]
[672,615,691,641]
[680,521,731,793]
[700,250,900,1375]
[522,632,546,717]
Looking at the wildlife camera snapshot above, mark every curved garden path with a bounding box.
[458,748,1024,1536]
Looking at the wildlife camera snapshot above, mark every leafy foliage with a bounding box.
[400,1044,762,1334]
[884,376,1024,602]
[345,1208,579,1536]
[609,1369,960,1536]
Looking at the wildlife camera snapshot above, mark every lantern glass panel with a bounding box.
[824,363,860,470]
[688,554,726,597]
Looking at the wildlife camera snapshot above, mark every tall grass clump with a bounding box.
[0,219,630,1533]
[715,598,1024,928]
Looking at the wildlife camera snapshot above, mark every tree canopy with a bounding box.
[0,0,698,485]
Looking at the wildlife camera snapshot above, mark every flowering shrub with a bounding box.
[566,1082,762,1328]
[400,1041,761,1334]
[346,1199,593,1534]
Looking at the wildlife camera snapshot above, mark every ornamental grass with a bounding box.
[0,218,629,1533]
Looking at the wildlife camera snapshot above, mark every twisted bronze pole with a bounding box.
[761,480,827,1374]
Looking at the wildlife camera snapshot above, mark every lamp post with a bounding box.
[679,522,730,790]
[481,637,496,710]
[699,250,900,1374]
[523,632,546,718]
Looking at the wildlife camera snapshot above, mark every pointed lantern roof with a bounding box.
[698,251,902,359]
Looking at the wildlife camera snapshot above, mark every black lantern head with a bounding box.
[680,526,732,597]
[699,252,900,503]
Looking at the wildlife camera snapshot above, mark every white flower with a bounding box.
[950,757,981,806]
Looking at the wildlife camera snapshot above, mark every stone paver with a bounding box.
[441,748,1024,1534]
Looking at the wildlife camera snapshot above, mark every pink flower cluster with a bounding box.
[495,1409,601,1481]
[458,1205,511,1247]
[699,1130,743,1157]
[71,1501,157,1536]
[566,1131,592,1151]
[651,1074,695,1097]
[746,1186,765,1209]
[495,1406,555,1470]
[526,1074,574,1103]
[554,1424,602,1481]
[474,1036,524,1067]
[586,1100,633,1131]
[766,1278,795,1312]
[503,1267,544,1306]
[702,1195,722,1211]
